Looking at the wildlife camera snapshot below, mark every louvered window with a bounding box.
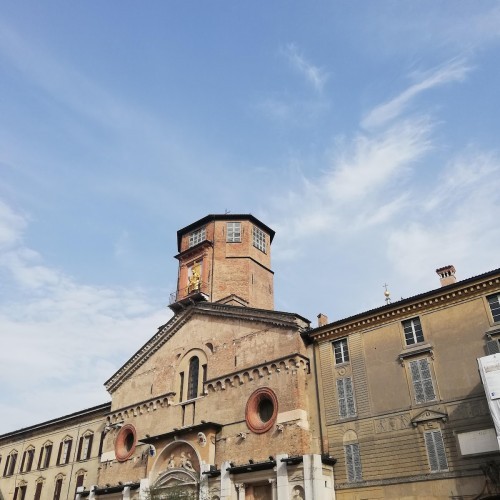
[226,222,241,242]
[424,430,448,472]
[403,317,424,345]
[409,359,436,404]
[345,443,362,482]
[333,338,349,364]
[337,377,356,418]
[488,294,500,323]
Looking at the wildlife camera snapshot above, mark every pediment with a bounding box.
[104,302,309,393]
[411,409,448,427]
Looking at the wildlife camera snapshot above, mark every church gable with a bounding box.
[106,302,309,410]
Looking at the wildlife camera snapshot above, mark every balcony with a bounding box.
[169,281,210,313]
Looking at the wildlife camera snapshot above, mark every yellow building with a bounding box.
[1,215,500,500]
[308,265,500,498]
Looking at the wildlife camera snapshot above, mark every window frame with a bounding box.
[424,429,448,472]
[402,317,425,346]
[187,356,200,400]
[3,451,18,477]
[252,226,266,253]
[333,338,350,364]
[77,433,93,461]
[226,222,241,243]
[337,377,356,418]
[487,293,500,323]
[188,227,206,248]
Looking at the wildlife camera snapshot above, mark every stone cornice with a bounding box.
[104,303,310,394]
[308,270,500,343]
[205,353,310,393]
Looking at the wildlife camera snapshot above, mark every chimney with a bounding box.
[436,265,457,287]
[317,313,328,327]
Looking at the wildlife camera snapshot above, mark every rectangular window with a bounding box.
[53,478,63,500]
[43,445,52,469]
[26,450,34,472]
[409,358,436,404]
[333,338,349,364]
[403,317,424,345]
[226,222,241,242]
[77,435,92,461]
[179,372,184,403]
[13,486,26,500]
[4,453,17,476]
[34,482,43,500]
[345,443,362,482]
[488,294,500,323]
[337,377,356,418]
[252,226,266,253]
[188,227,206,248]
[57,440,72,465]
[75,474,84,495]
[424,430,448,472]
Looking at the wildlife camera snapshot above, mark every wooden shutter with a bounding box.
[44,445,52,468]
[76,437,83,461]
[13,487,19,500]
[34,482,43,500]
[19,486,27,500]
[20,451,26,473]
[425,430,448,472]
[98,433,105,456]
[337,378,356,418]
[66,441,72,464]
[487,339,500,355]
[4,455,10,476]
[75,474,84,494]
[9,454,17,475]
[86,435,93,460]
[53,479,62,500]
[56,443,63,465]
[410,359,436,403]
[37,448,43,470]
[345,443,362,482]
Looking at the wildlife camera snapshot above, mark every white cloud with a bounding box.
[282,43,329,92]
[362,58,471,129]
[0,200,172,434]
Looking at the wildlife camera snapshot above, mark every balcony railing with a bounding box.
[169,281,210,305]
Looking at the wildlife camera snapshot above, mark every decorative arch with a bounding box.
[176,348,208,402]
[150,441,201,494]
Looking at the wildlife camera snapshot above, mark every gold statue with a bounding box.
[188,264,201,293]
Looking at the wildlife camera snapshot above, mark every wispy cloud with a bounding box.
[0,200,172,433]
[282,43,329,92]
[362,58,472,129]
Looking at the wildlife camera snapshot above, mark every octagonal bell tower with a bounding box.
[169,214,275,313]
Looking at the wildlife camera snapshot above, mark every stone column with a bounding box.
[139,478,150,500]
[220,461,232,500]
[268,479,277,500]
[275,454,289,500]
[235,483,245,500]
[122,486,131,500]
[200,463,210,500]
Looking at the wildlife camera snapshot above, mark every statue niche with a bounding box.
[151,442,200,496]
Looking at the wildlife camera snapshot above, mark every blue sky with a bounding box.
[1,1,500,433]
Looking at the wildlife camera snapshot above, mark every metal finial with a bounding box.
[383,283,391,304]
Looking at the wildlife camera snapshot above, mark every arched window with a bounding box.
[187,356,200,400]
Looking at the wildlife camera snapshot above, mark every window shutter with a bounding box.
[337,378,346,417]
[345,443,362,482]
[487,339,500,355]
[3,455,9,476]
[27,450,34,472]
[37,449,43,469]
[44,445,52,468]
[34,482,43,500]
[419,359,436,401]
[425,430,448,472]
[410,359,436,403]
[98,433,105,456]
[10,454,17,475]
[20,451,26,473]
[53,479,62,500]
[77,437,83,461]
[56,443,62,465]
[337,378,356,418]
[66,441,72,464]
[86,435,94,459]
[13,487,19,500]
[20,487,26,500]
[75,474,84,491]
